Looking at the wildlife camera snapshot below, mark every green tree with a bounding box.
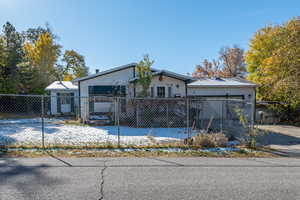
[23,23,56,43]
[0,22,89,94]
[0,36,7,92]
[0,22,24,93]
[17,62,40,94]
[61,50,89,80]
[136,55,154,97]
[246,17,300,120]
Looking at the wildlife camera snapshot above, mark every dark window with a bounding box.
[168,87,172,98]
[157,87,165,97]
[89,86,126,96]
[150,87,154,97]
[120,98,126,113]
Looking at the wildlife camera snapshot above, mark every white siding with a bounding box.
[134,75,186,97]
[187,86,256,120]
[80,67,134,97]
[187,87,255,103]
[79,67,134,119]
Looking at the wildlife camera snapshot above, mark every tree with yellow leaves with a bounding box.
[246,17,300,121]
[23,32,61,92]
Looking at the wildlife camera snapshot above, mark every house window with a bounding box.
[150,87,154,97]
[157,87,165,97]
[89,85,126,97]
[168,87,172,98]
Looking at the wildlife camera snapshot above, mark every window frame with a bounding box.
[157,86,165,98]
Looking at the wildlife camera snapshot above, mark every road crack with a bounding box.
[99,159,108,200]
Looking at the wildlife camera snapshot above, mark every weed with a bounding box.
[193,133,228,148]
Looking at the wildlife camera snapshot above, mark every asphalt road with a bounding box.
[1,157,300,200]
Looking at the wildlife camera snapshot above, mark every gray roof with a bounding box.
[73,62,193,83]
[130,70,193,82]
[188,77,257,87]
[73,63,137,82]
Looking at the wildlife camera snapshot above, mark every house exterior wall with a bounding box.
[79,67,135,119]
[133,75,186,97]
[187,87,255,103]
[187,86,256,120]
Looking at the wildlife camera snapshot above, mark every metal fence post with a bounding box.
[136,102,139,128]
[41,95,45,149]
[166,102,169,128]
[186,97,190,138]
[250,101,255,131]
[117,97,120,147]
[221,100,223,133]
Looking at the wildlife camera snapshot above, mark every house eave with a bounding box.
[187,85,257,88]
[73,63,138,83]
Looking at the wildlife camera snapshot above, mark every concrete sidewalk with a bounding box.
[1,157,300,200]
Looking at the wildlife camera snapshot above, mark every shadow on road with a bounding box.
[0,158,65,199]
[257,132,300,146]
[45,151,73,167]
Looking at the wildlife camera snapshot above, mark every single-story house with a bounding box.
[45,63,257,123]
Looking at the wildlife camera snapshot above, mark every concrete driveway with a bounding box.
[1,157,300,200]
[257,125,300,156]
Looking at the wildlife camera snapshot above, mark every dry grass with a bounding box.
[0,148,276,158]
[4,143,192,150]
[193,133,228,148]
[62,119,87,126]
[0,113,40,120]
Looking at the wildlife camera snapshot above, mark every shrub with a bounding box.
[193,133,228,148]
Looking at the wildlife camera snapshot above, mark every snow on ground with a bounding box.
[0,118,65,124]
[0,118,195,146]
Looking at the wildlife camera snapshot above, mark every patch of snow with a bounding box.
[227,140,240,147]
[0,119,196,146]
[0,118,65,124]
[89,115,110,120]
[202,147,241,152]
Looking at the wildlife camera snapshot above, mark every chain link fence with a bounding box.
[0,94,254,148]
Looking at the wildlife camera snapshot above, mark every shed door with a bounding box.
[59,93,72,113]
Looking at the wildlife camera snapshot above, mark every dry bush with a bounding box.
[193,133,228,148]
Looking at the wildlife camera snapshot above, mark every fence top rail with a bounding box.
[0,93,251,103]
[0,94,44,97]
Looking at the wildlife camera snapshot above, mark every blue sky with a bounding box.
[0,0,299,75]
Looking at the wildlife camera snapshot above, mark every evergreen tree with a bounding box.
[0,22,24,93]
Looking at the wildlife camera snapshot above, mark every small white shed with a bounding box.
[45,81,78,115]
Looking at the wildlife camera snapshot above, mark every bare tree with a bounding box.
[219,45,246,77]
[193,59,221,78]
[193,45,246,78]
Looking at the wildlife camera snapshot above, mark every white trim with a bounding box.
[73,63,137,82]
